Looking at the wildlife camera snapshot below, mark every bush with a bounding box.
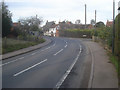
[92,27,112,48]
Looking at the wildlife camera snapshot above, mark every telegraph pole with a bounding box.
[95,10,96,24]
[85,4,87,29]
[112,0,115,54]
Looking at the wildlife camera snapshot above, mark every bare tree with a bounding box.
[19,15,43,33]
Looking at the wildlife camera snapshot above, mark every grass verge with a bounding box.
[107,52,119,73]
[107,51,120,85]
[2,38,45,54]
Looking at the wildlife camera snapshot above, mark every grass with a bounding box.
[107,51,120,85]
[108,52,119,73]
[2,38,45,54]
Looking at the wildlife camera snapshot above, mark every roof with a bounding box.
[106,20,113,27]
[50,24,58,28]
[42,21,55,31]
[13,23,19,27]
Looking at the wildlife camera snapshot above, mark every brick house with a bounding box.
[106,20,113,27]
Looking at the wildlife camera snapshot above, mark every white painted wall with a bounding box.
[49,28,56,37]
[44,26,58,37]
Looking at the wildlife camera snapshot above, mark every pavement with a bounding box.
[1,37,119,88]
[84,40,118,88]
[2,37,52,60]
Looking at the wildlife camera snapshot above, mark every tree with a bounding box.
[2,1,12,37]
[95,21,105,28]
[19,15,43,33]
[90,19,95,25]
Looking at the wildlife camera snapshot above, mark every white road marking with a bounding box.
[0,59,18,67]
[54,49,63,56]
[41,49,45,52]
[19,57,24,60]
[64,45,67,48]
[53,43,56,47]
[0,56,25,67]
[31,53,36,55]
[55,45,82,89]
[1,42,56,66]
[42,42,56,51]
[13,59,47,77]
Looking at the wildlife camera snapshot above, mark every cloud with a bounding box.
[5,0,120,25]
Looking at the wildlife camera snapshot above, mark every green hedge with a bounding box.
[114,14,120,56]
[92,27,112,47]
[59,29,93,38]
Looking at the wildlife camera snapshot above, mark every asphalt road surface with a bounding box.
[2,37,91,88]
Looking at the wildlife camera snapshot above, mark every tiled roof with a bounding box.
[106,21,113,27]
[13,23,19,27]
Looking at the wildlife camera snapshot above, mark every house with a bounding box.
[106,20,113,27]
[58,20,94,30]
[11,22,20,31]
[48,24,59,37]
[42,21,60,37]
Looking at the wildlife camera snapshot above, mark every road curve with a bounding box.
[2,37,90,88]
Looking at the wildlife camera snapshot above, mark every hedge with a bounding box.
[114,14,120,56]
[59,29,93,38]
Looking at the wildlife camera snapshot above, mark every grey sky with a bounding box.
[5,0,120,25]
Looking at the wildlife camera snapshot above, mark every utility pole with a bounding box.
[112,0,115,54]
[94,10,97,36]
[85,4,87,29]
[95,10,96,24]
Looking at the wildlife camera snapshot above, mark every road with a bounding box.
[2,37,91,88]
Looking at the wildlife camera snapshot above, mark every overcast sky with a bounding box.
[5,0,120,25]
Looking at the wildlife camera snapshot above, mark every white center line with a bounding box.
[53,43,56,47]
[54,49,63,56]
[64,45,67,48]
[1,41,56,66]
[31,53,36,55]
[0,56,25,67]
[13,59,47,77]
[19,57,24,60]
[41,42,56,52]
[0,59,18,67]
[55,45,82,89]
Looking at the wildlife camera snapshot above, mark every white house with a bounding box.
[43,24,60,37]
[118,1,120,14]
